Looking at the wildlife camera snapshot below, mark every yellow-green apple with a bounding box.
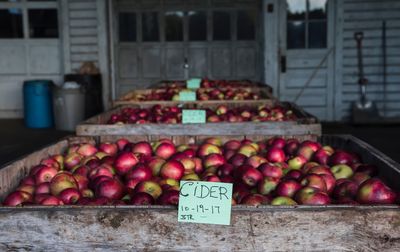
[258,177,279,195]
[271,196,297,206]
[134,181,163,200]
[287,156,307,170]
[50,172,79,196]
[295,187,331,205]
[330,164,354,180]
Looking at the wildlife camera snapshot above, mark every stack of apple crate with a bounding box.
[0,80,399,250]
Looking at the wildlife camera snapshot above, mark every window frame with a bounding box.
[286,0,328,49]
[117,7,259,44]
[0,0,59,40]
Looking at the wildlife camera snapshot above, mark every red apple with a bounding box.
[77,143,98,157]
[73,174,89,190]
[284,170,303,181]
[160,160,184,180]
[241,194,269,206]
[20,176,36,186]
[300,174,327,192]
[59,188,81,204]
[217,163,235,177]
[275,179,302,198]
[197,143,222,158]
[114,152,139,175]
[351,172,371,186]
[258,163,283,179]
[329,151,354,166]
[228,153,247,167]
[98,142,118,156]
[95,178,125,200]
[266,147,286,163]
[40,195,64,206]
[132,141,153,157]
[284,139,300,156]
[269,137,286,149]
[125,163,152,182]
[35,182,50,194]
[3,191,33,206]
[147,157,166,176]
[16,184,35,195]
[203,153,225,169]
[64,153,82,170]
[34,166,58,184]
[356,178,396,204]
[245,155,267,168]
[224,140,242,151]
[155,142,176,159]
[332,180,358,200]
[130,192,154,205]
[88,163,115,180]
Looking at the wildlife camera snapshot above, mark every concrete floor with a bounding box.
[0,119,399,166]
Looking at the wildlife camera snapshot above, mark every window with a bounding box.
[189,11,207,41]
[287,0,327,49]
[142,12,159,42]
[0,9,23,38]
[165,11,183,41]
[28,9,58,38]
[119,12,136,42]
[213,11,231,41]
[0,0,58,39]
[237,10,256,40]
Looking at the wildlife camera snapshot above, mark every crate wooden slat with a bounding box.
[152,79,274,94]
[113,87,275,107]
[0,135,399,251]
[77,101,320,136]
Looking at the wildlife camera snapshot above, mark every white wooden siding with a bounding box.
[64,0,99,73]
[339,0,400,119]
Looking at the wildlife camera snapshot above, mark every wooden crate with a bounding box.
[76,101,321,136]
[0,135,399,251]
[152,79,274,94]
[113,87,274,107]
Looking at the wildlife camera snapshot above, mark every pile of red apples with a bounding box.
[2,137,398,207]
[125,87,260,101]
[108,105,296,124]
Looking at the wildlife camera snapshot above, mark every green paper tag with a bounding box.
[178,181,233,225]
[179,91,197,101]
[182,109,206,124]
[186,78,201,89]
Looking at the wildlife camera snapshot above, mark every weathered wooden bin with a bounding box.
[76,101,321,137]
[113,87,274,107]
[152,79,274,94]
[0,135,399,251]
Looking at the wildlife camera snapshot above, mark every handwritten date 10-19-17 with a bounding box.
[180,204,221,214]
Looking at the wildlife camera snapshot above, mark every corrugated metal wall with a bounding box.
[340,0,400,119]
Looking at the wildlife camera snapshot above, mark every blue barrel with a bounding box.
[23,80,54,128]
